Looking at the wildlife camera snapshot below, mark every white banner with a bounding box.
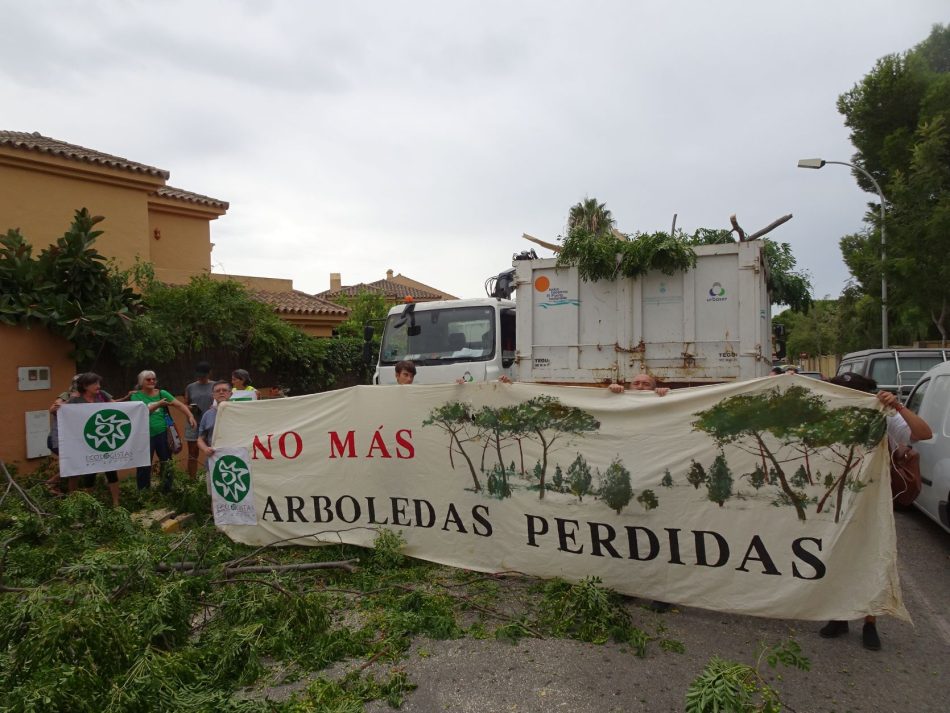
[57,401,151,477]
[213,377,908,622]
[208,446,257,525]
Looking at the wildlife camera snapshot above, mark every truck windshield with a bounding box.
[379,306,495,366]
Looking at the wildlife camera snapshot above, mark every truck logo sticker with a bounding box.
[538,283,579,309]
[707,282,727,302]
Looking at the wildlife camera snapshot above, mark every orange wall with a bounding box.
[0,161,153,268]
[147,207,213,284]
[1,324,76,473]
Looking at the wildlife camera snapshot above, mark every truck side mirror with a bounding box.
[363,324,374,341]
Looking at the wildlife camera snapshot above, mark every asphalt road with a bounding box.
[366,507,949,713]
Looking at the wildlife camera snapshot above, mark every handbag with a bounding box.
[164,407,183,455]
[890,445,922,506]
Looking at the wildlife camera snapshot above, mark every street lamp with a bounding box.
[797,158,888,348]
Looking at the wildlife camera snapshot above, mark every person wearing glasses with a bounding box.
[131,370,196,491]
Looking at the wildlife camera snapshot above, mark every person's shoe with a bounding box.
[862,622,881,650]
[819,620,849,638]
[648,600,673,613]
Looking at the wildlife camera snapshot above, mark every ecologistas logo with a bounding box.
[707,282,727,302]
[212,454,252,504]
[83,409,133,452]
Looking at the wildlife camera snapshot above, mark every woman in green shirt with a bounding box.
[130,370,196,492]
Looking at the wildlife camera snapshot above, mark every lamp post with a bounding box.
[797,158,888,348]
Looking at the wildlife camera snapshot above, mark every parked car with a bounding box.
[904,362,950,534]
[798,370,824,380]
[836,348,950,401]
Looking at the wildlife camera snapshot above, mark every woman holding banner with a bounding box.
[131,370,196,492]
[67,373,121,507]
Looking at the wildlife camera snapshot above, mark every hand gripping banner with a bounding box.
[213,377,908,622]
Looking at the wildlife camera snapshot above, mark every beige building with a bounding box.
[1,131,228,285]
[1,130,347,471]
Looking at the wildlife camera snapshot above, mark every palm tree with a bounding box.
[567,198,614,236]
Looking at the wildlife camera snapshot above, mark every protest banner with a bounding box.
[213,377,908,622]
[57,401,151,477]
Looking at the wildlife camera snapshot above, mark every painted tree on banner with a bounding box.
[692,386,884,522]
[424,396,601,501]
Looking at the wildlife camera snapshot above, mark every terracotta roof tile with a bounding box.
[317,279,442,301]
[155,185,229,210]
[367,279,442,300]
[0,130,169,179]
[251,289,349,316]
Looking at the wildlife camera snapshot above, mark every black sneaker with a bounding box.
[819,620,849,638]
[862,622,881,650]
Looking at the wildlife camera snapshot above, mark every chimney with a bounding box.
[330,273,341,291]
[386,269,394,280]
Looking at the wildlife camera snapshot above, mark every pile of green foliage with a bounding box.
[0,462,731,712]
[555,200,812,311]
[0,209,142,363]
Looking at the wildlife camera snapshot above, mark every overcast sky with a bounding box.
[2,1,945,302]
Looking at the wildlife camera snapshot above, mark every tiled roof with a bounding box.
[251,289,349,316]
[154,185,229,210]
[368,278,443,300]
[0,130,169,179]
[317,279,442,301]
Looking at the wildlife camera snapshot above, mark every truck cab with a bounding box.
[374,298,516,384]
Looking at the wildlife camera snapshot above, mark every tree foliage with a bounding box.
[119,270,366,394]
[0,209,142,363]
[836,24,950,342]
[693,386,883,522]
[556,198,812,310]
[331,289,390,339]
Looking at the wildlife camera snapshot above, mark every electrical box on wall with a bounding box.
[17,366,51,391]
[26,410,51,458]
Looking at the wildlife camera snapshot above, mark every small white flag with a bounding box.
[58,402,151,477]
[208,446,257,525]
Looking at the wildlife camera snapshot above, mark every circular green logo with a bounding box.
[212,455,252,503]
[83,409,132,452]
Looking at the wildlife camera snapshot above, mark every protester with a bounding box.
[230,369,258,401]
[395,360,416,385]
[819,372,933,651]
[197,380,233,458]
[45,374,80,494]
[608,373,670,396]
[784,365,799,375]
[131,370,196,492]
[65,372,121,507]
[183,362,214,479]
[770,366,784,376]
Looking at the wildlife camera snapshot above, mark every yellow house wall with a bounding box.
[0,159,153,268]
[1,324,76,473]
[148,208,213,284]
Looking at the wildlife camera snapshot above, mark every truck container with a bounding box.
[374,241,771,386]
[514,241,771,386]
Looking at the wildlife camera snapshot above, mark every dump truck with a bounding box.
[373,240,771,386]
